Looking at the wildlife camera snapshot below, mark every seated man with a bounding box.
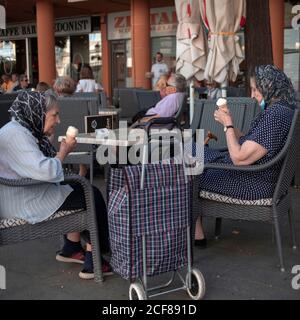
[132,74,187,124]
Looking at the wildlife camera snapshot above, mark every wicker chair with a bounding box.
[0,174,104,282]
[194,97,260,149]
[192,108,300,272]
[54,98,95,183]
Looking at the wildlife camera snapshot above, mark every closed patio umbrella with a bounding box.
[176,0,207,81]
[175,0,207,122]
[200,0,246,95]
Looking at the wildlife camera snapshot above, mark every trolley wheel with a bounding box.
[129,282,147,300]
[186,268,205,300]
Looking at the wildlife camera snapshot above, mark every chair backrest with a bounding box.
[189,99,204,136]
[194,97,259,148]
[99,91,108,108]
[73,92,99,115]
[0,100,14,128]
[112,88,119,107]
[274,108,300,201]
[54,97,90,152]
[174,93,188,121]
[118,88,143,120]
[134,90,161,111]
[0,93,18,102]
[226,87,246,97]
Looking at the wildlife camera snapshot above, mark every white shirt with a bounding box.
[151,62,169,89]
[76,79,103,93]
[0,120,72,224]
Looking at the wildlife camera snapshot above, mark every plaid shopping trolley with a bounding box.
[107,160,205,300]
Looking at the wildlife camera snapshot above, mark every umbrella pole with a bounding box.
[189,80,194,124]
[221,79,228,98]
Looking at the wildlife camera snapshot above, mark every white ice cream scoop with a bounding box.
[66,126,78,138]
[216,98,227,108]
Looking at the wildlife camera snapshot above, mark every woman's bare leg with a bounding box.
[195,216,205,240]
[79,164,88,177]
[66,232,81,242]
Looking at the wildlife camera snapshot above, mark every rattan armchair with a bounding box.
[192,109,300,272]
[0,174,103,282]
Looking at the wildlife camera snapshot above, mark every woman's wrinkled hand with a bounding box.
[62,136,77,154]
[56,137,77,163]
[214,107,233,127]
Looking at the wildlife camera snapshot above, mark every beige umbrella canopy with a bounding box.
[175,0,207,81]
[200,0,246,85]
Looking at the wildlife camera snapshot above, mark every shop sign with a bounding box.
[150,7,177,37]
[292,5,300,29]
[0,17,91,40]
[107,7,177,40]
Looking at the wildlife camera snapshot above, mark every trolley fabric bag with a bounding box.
[107,161,190,280]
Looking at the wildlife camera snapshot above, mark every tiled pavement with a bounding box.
[0,177,299,300]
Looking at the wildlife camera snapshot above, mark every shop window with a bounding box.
[89,33,102,84]
[284,28,300,90]
[0,40,17,75]
[55,37,71,77]
[151,36,176,72]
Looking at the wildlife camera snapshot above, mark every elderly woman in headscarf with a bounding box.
[0,91,112,280]
[194,65,297,248]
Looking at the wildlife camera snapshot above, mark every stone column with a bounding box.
[269,0,284,69]
[36,0,56,85]
[131,0,151,89]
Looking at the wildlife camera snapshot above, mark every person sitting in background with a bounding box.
[141,73,186,122]
[1,75,13,93]
[132,74,187,124]
[205,80,222,100]
[8,73,20,93]
[0,91,112,280]
[13,74,33,92]
[53,76,76,97]
[76,64,103,93]
[36,82,51,93]
[194,65,296,248]
[154,73,169,98]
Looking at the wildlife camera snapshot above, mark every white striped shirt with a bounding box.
[0,120,72,224]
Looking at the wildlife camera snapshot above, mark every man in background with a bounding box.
[146,52,169,90]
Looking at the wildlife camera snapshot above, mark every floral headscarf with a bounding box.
[254,65,297,108]
[9,91,57,157]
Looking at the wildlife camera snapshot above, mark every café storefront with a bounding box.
[0,16,102,86]
[107,6,177,91]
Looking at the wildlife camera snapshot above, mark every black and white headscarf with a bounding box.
[254,65,297,108]
[9,91,57,157]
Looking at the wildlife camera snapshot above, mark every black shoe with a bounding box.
[194,238,207,249]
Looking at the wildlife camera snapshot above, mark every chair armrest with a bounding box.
[204,153,284,172]
[131,117,180,137]
[0,174,95,215]
[0,174,90,188]
[147,117,178,126]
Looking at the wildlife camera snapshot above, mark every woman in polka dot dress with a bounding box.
[195,65,297,246]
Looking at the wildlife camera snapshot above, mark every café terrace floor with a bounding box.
[0,173,300,300]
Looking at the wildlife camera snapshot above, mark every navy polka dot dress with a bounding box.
[199,101,294,200]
